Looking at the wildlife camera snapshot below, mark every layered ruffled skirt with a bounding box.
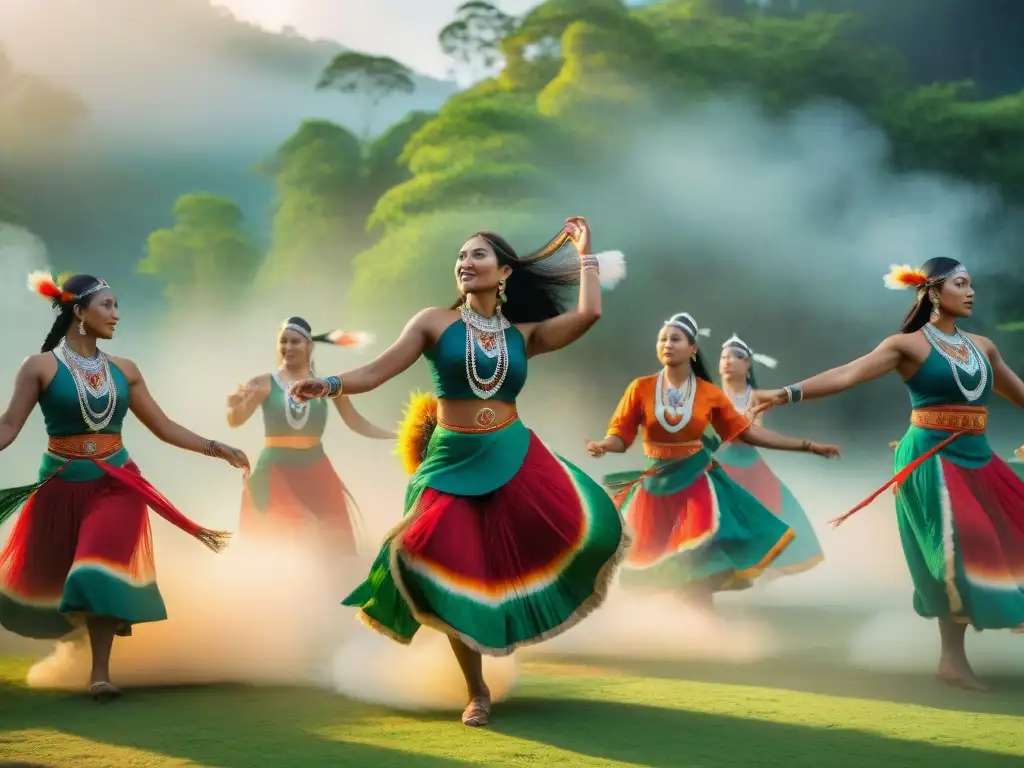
[894,430,1024,630]
[240,443,358,554]
[0,447,222,639]
[343,394,629,655]
[715,442,824,577]
[605,448,793,592]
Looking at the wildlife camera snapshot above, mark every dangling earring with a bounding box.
[929,293,940,320]
[498,279,507,305]
[78,319,86,336]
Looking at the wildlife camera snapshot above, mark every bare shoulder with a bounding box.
[105,354,142,383]
[417,306,460,341]
[964,332,995,352]
[19,352,56,382]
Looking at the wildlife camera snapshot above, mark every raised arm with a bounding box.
[333,396,395,440]
[979,336,1024,409]
[522,217,601,357]
[0,356,47,452]
[226,375,270,428]
[113,357,249,470]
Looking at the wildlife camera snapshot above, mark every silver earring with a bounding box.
[498,279,507,304]
[78,320,86,336]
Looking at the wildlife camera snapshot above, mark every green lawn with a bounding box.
[2,647,1023,767]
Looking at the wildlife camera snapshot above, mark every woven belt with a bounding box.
[47,433,123,460]
[264,435,321,449]
[643,440,704,460]
[910,406,987,434]
[437,406,518,434]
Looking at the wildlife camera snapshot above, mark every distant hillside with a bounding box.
[0,0,456,277]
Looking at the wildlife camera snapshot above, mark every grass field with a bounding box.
[2,641,1024,768]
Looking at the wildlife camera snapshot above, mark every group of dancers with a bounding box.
[1,217,1023,724]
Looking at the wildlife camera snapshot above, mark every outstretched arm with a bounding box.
[794,335,905,401]
[740,424,839,457]
[982,337,1024,409]
[0,356,45,452]
[115,357,248,468]
[333,396,395,439]
[326,309,433,396]
[522,218,601,357]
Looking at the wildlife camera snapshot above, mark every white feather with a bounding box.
[882,264,921,290]
[593,250,626,289]
[27,270,55,292]
[697,327,711,337]
[752,352,778,369]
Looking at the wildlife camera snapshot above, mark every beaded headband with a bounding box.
[281,321,312,341]
[27,271,110,306]
[722,333,777,369]
[664,313,710,341]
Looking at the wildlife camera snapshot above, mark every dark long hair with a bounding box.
[452,230,579,323]
[40,274,106,353]
[899,257,963,334]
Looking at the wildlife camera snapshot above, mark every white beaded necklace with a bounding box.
[654,368,696,433]
[56,339,117,432]
[921,323,988,402]
[460,303,510,400]
[274,369,312,430]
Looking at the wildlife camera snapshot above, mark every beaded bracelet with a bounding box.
[324,375,343,399]
[783,384,804,403]
[203,439,220,457]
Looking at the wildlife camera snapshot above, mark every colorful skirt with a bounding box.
[240,443,358,554]
[893,429,1024,630]
[605,449,794,592]
[715,442,824,577]
[342,393,629,656]
[0,445,224,639]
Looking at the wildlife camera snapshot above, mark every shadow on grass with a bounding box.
[492,696,1023,768]
[0,682,472,768]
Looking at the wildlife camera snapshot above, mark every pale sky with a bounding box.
[214,0,538,78]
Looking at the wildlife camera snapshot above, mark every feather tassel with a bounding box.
[752,352,778,369]
[593,250,626,289]
[27,270,62,301]
[316,330,375,349]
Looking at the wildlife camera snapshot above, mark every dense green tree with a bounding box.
[138,193,262,303]
[316,53,416,140]
[439,1,519,81]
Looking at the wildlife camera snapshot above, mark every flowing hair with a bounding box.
[452,228,582,323]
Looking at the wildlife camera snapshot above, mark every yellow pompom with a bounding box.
[394,391,438,475]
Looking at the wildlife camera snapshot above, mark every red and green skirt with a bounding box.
[894,429,1024,630]
[342,394,630,655]
[715,442,824,577]
[240,444,358,554]
[605,450,794,592]
[0,449,224,640]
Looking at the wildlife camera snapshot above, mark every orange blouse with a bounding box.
[606,374,751,459]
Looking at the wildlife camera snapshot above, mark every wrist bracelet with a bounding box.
[801,439,811,451]
[325,375,343,399]
[203,439,220,457]
[783,384,804,404]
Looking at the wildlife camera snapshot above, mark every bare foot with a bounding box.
[461,689,491,727]
[938,657,987,692]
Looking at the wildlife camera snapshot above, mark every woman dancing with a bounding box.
[751,258,1024,691]
[0,273,248,700]
[289,217,629,727]
[226,317,392,554]
[714,334,824,578]
[586,313,839,608]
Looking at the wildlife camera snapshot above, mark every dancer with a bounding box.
[226,317,392,554]
[714,334,824,577]
[0,273,248,700]
[750,258,1024,691]
[586,313,839,607]
[289,217,629,727]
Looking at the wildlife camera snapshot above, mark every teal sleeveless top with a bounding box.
[261,372,328,439]
[899,344,993,467]
[424,318,527,403]
[39,352,131,437]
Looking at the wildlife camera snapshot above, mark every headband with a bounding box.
[664,312,710,340]
[281,321,312,341]
[28,271,110,305]
[722,333,778,369]
[883,263,968,291]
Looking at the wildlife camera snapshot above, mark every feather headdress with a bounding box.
[883,264,929,290]
[27,271,74,304]
[312,330,375,349]
[723,333,777,368]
